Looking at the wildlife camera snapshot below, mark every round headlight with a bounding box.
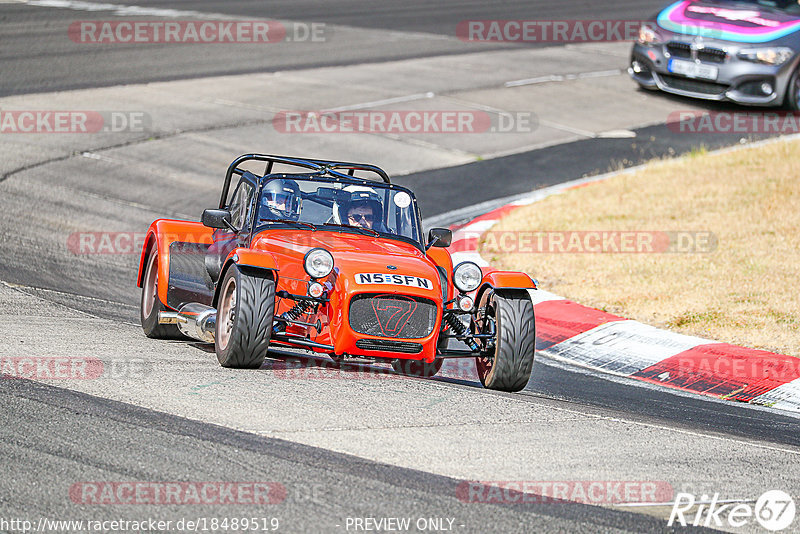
[308,281,324,298]
[304,248,334,279]
[453,262,482,293]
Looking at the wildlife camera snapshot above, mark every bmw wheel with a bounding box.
[785,66,800,112]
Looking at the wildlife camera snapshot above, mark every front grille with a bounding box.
[666,42,691,58]
[698,48,726,63]
[659,74,728,95]
[666,42,726,63]
[355,339,423,354]
[349,294,437,339]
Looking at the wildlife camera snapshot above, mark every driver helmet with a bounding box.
[261,179,302,220]
[336,186,383,228]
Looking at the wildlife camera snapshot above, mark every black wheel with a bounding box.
[392,357,443,378]
[786,67,800,112]
[215,265,275,369]
[140,243,182,339]
[473,289,535,392]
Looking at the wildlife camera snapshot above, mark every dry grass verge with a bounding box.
[481,139,800,356]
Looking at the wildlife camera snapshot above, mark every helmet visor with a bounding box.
[263,191,301,216]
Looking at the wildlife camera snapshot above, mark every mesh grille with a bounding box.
[666,42,726,64]
[355,339,423,354]
[349,294,437,339]
[666,42,691,58]
[698,48,726,63]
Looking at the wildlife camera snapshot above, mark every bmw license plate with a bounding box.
[668,59,718,81]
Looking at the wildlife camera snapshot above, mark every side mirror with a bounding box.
[202,209,234,230]
[427,228,452,249]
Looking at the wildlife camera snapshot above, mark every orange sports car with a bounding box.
[137,154,537,391]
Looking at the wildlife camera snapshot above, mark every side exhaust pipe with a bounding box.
[158,311,178,324]
[166,303,217,343]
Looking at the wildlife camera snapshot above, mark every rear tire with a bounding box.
[474,289,535,392]
[140,243,182,339]
[215,265,275,369]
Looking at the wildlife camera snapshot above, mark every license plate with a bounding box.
[668,59,718,81]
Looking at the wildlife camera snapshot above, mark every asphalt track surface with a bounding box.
[1,0,667,96]
[0,378,703,533]
[1,1,799,533]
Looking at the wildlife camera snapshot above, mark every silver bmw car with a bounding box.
[630,0,800,110]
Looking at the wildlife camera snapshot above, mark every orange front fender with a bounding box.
[136,219,214,308]
[212,248,280,307]
[227,248,279,271]
[480,271,537,291]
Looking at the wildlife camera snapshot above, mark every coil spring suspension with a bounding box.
[274,300,313,333]
[444,313,480,352]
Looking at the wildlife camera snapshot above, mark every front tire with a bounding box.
[215,265,275,369]
[140,244,182,339]
[474,289,535,392]
[785,66,800,112]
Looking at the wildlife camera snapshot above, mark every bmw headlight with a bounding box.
[304,248,334,279]
[453,262,482,293]
[638,24,660,45]
[737,47,793,66]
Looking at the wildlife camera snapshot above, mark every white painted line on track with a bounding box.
[20,0,233,18]
[505,69,622,88]
[538,118,597,138]
[597,129,637,138]
[615,498,755,508]
[203,93,438,119]
[324,92,436,113]
[524,384,800,455]
[210,99,282,114]
[534,353,800,422]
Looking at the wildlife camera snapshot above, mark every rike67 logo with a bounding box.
[669,490,795,531]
